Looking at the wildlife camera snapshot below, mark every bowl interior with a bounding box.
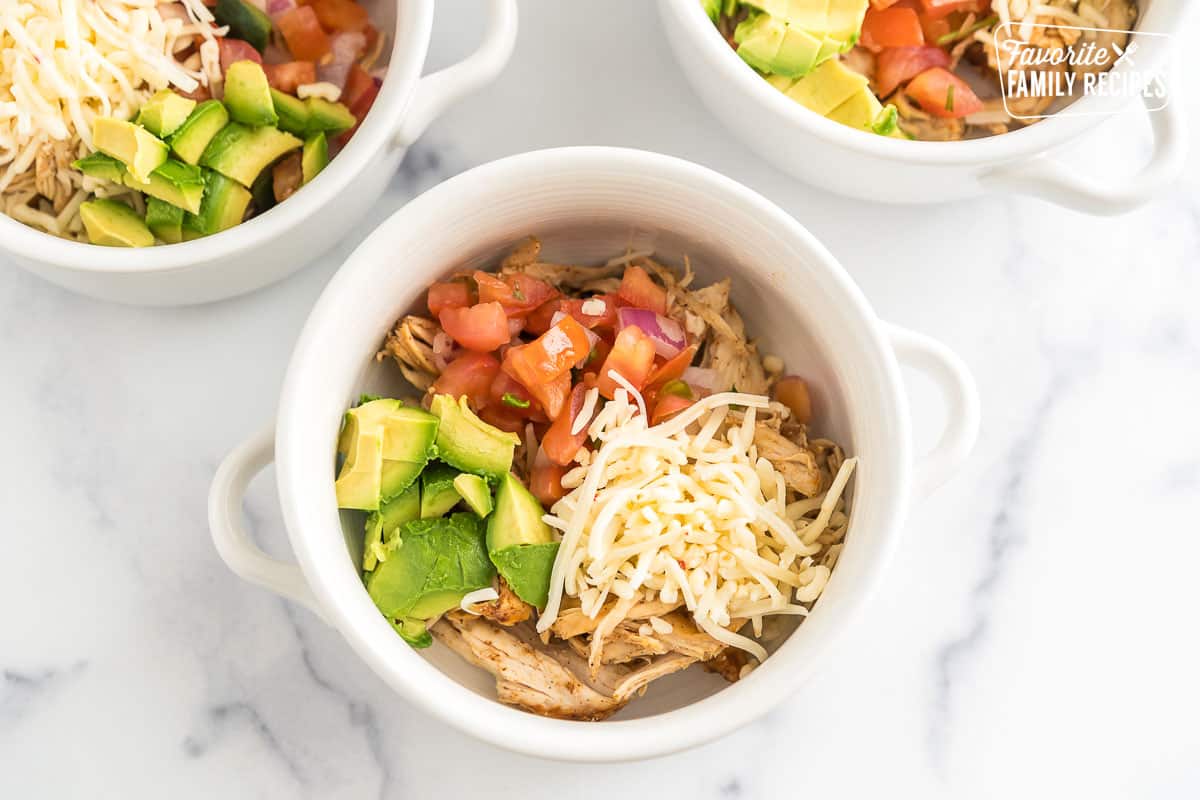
[294,152,912,725]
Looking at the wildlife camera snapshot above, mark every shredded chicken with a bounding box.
[754,423,824,497]
[476,577,533,627]
[379,315,442,391]
[703,647,750,683]
[550,598,683,640]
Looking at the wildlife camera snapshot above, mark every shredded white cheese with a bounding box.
[0,0,219,195]
[459,587,500,614]
[297,81,343,103]
[536,381,857,662]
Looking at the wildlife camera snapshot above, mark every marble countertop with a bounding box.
[3,2,1199,797]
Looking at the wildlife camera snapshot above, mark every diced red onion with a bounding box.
[260,43,291,65]
[617,307,686,359]
[266,0,296,16]
[330,31,366,63]
[432,331,456,372]
[316,62,351,94]
[682,366,718,397]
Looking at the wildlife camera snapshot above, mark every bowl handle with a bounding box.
[979,86,1188,216]
[394,0,519,149]
[208,424,327,621]
[885,323,981,499]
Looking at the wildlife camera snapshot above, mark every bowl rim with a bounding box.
[0,0,434,274]
[274,146,916,761]
[658,0,1182,166]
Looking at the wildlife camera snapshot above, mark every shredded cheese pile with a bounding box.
[0,0,221,234]
[537,378,856,662]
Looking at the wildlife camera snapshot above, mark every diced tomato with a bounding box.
[597,325,656,400]
[528,371,571,421]
[861,6,925,50]
[650,393,694,426]
[438,302,510,352]
[523,298,563,336]
[479,405,528,435]
[530,460,567,506]
[431,352,500,411]
[218,40,262,73]
[342,64,376,109]
[645,344,698,390]
[504,316,592,388]
[488,372,539,415]
[427,280,475,316]
[617,266,667,315]
[541,383,593,466]
[301,0,370,32]
[264,61,317,94]
[773,376,813,425]
[869,0,904,7]
[561,294,619,332]
[275,6,332,62]
[875,46,951,97]
[475,271,559,318]
[920,0,990,18]
[905,67,983,118]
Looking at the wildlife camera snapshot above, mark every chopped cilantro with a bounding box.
[501,393,530,409]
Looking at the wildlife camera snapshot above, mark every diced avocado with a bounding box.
[486,472,559,608]
[145,197,185,244]
[765,73,796,93]
[430,394,521,480]
[80,198,154,248]
[250,168,277,214]
[201,122,302,187]
[826,84,885,132]
[169,100,229,166]
[420,463,462,519]
[783,57,868,116]
[487,473,554,552]
[224,61,279,127]
[702,0,722,23]
[742,0,868,43]
[872,104,903,138]
[271,89,310,136]
[454,473,493,518]
[366,513,496,649]
[363,482,420,572]
[214,0,273,53]
[184,170,252,236]
[301,132,328,185]
[489,543,559,609]
[73,152,126,184]
[92,118,168,184]
[825,0,869,43]
[304,97,356,136]
[122,158,206,215]
[334,415,384,511]
[136,89,197,138]
[336,400,439,504]
[735,13,822,78]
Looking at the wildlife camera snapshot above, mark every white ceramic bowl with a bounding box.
[657,0,1189,214]
[208,147,980,762]
[0,0,517,306]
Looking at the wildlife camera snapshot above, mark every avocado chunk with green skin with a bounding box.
[363,482,421,572]
[485,473,558,607]
[92,118,168,184]
[301,132,328,185]
[73,152,126,183]
[454,473,493,518]
[122,158,206,215]
[136,89,197,138]
[170,100,230,166]
[430,394,521,480]
[420,463,462,519]
[489,543,560,609]
[271,89,310,136]
[224,61,278,127]
[184,170,252,236]
[366,513,496,649]
[80,199,154,248]
[214,0,273,52]
[201,122,302,188]
[145,197,185,244]
[304,97,356,136]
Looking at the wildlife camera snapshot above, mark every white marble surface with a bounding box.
[3,2,1200,797]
